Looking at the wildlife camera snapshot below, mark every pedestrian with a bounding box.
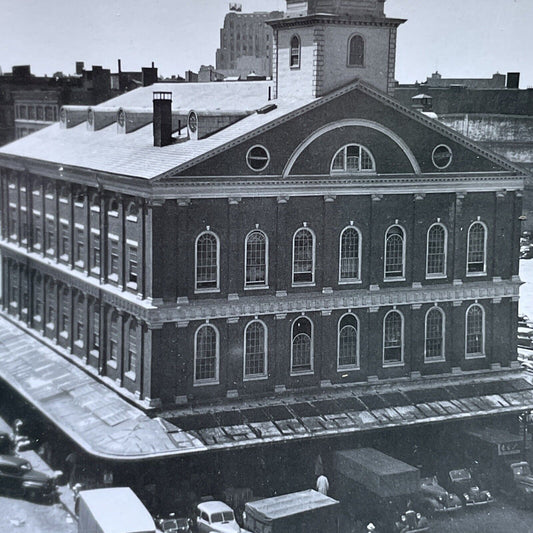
[316,474,329,495]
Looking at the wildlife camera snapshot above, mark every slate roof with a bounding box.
[0,314,532,459]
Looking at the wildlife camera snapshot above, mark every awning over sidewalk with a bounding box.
[2,314,533,460]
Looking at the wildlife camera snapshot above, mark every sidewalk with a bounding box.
[0,417,77,519]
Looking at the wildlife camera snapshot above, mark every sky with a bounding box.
[1,0,532,87]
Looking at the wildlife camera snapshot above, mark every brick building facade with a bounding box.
[0,0,528,461]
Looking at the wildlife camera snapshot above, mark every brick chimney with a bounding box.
[153,91,173,147]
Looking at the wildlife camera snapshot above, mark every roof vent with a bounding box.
[87,107,117,131]
[60,106,88,129]
[187,109,250,140]
[257,103,277,114]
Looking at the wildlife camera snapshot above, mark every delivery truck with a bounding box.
[243,489,340,533]
[333,448,429,532]
[78,487,156,533]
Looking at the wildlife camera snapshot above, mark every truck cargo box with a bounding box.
[244,489,339,533]
[333,448,420,498]
[78,487,156,533]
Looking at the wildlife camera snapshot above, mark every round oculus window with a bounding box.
[188,111,198,133]
[432,144,453,169]
[246,145,270,172]
[117,110,125,128]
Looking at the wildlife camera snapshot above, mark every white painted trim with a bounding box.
[384,224,406,281]
[337,312,360,371]
[424,305,446,362]
[466,220,488,276]
[290,316,314,375]
[382,309,404,367]
[283,119,421,177]
[338,225,362,284]
[465,303,486,359]
[193,323,220,385]
[425,223,448,279]
[292,226,316,286]
[243,319,268,381]
[246,145,271,173]
[244,229,269,289]
[432,144,453,170]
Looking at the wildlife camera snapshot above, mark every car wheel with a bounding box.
[25,488,39,501]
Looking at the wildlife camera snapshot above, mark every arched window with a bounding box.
[194,324,219,384]
[244,320,267,379]
[245,230,268,287]
[383,310,403,365]
[126,320,137,375]
[331,144,375,173]
[290,34,301,68]
[467,222,487,275]
[126,202,138,220]
[384,225,406,279]
[425,307,445,361]
[426,223,447,277]
[293,228,315,284]
[339,226,361,283]
[466,304,485,357]
[348,34,364,67]
[338,314,359,370]
[195,231,220,291]
[109,310,119,362]
[291,317,313,374]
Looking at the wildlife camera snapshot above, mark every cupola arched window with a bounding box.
[348,34,365,67]
[331,144,375,173]
[290,35,301,68]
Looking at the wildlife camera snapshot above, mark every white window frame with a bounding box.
[465,303,485,359]
[290,34,301,69]
[382,309,404,367]
[347,33,365,67]
[195,230,220,293]
[194,323,220,386]
[290,316,314,376]
[338,225,362,284]
[337,313,360,371]
[243,319,268,381]
[384,224,406,281]
[426,223,448,279]
[466,220,488,277]
[244,229,269,289]
[292,227,316,287]
[424,306,446,362]
[330,144,376,174]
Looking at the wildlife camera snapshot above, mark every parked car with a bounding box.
[507,462,533,507]
[416,476,461,514]
[0,432,15,455]
[0,454,59,502]
[195,501,241,533]
[445,469,493,506]
[394,509,430,533]
[518,326,533,348]
[156,515,193,533]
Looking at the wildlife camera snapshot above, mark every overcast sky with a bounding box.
[1,0,531,87]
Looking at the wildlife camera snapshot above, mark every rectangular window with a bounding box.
[91,231,101,273]
[60,223,70,261]
[75,227,84,266]
[92,309,100,352]
[45,217,55,255]
[127,246,138,286]
[8,206,17,240]
[109,239,119,278]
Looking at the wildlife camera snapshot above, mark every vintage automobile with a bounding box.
[417,476,461,514]
[0,454,60,502]
[507,462,533,507]
[0,432,15,455]
[156,514,193,533]
[394,509,430,533]
[195,501,241,533]
[446,469,493,506]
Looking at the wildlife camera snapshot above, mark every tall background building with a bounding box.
[216,7,283,79]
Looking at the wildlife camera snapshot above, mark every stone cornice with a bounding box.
[267,14,406,30]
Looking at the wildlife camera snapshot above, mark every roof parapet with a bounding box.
[60,105,89,129]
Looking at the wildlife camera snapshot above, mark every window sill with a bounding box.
[290,370,314,377]
[107,360,117,369]
[290,65,301,70]
[337,366,360,372]
[74,340,84,349]
[108,211,118,218]
[89,349,99,358]
[59,331,69,340]
[127,281,138,291]
[46,323,55,331]
[424,357,446,364]
[383,277,406,282]
[126,215,138,223]
[338,279,362,285]
[243,374,268,382]
[75,260,85,269]
[33,244,41,251]
[195,288,220,294]
[244,285,269,291]
[465,353,486,360]
[46,249,55,256]
[382,361,404,368]
[193,380,219,387]
[466,272,487,277]
[90,267,101,276]
[108,274,119,283]
[426,274,447,280]
[291,282,315,288]
[33,315,42,323]
[59,254,70,263]
[125,370,136,381]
